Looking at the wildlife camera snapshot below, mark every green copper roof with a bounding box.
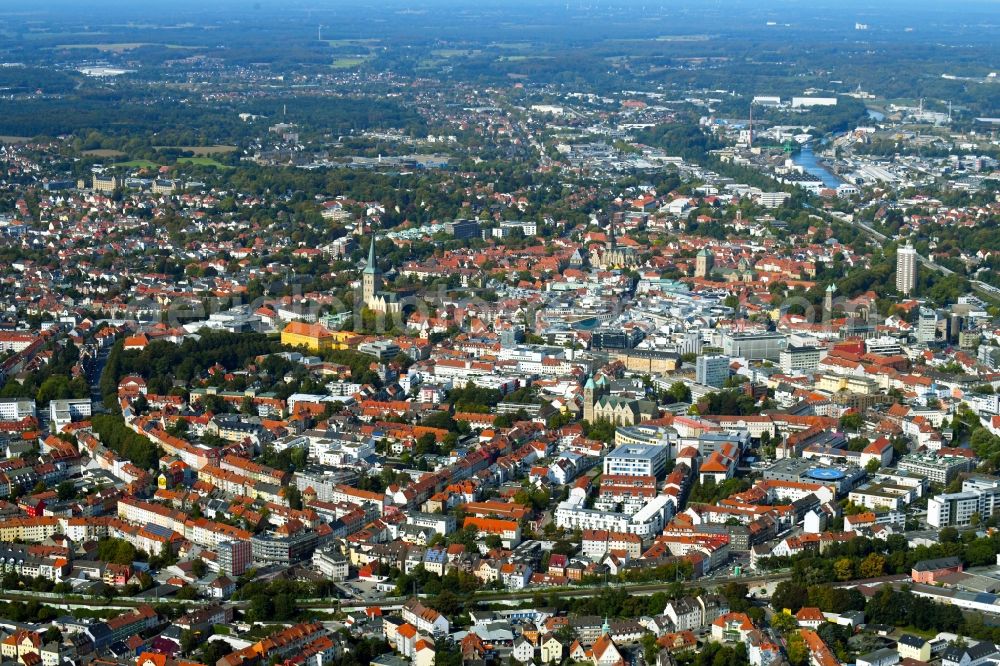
[363,235,380,275]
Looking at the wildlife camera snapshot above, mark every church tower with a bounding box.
[362,234,382,307]
[583,376,596,423]
[695,248,714,278]
[824,283,836,319]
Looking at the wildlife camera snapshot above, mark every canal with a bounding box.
[791,143,841,189]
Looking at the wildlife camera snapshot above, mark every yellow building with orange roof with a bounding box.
[281,321,335,351]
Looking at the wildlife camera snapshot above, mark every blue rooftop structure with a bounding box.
[807,467,846,481]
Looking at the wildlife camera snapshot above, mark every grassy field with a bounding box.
[115,159,160,169]
[55,42,198,53]
[431,49,480,58]
[0,136,31,143]
[176,157,232,169]
[332,56,370,69]
[489,42,533,50]
[161,145,237,156]
[82,148,126,157]
[655,34,712,42]
[326,39,380,47]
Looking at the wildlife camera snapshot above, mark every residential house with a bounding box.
[747,630,782,666]
[540,635,564,664]
[657,631,698,655]
[512,637,535,664]
[941,642,1000,666]
[897,635,930,662]
[401,598,450,636]
[710,613,755,643]
[590,634,625,666]
[664,597,702,632]
[795,607,825,629]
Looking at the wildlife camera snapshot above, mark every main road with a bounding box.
[304,570,794,612]
[0,570,794,614]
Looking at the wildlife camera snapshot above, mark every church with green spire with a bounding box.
[362,233,408,315]
[583,372,657,426]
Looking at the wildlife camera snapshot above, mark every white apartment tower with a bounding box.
[896,243,917,296]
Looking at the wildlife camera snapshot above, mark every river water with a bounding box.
[791,143,841,189]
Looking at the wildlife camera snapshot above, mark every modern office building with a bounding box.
[499,325,525,348]
[0,398,35,421]
[250,530,321,566]
[927,492,981,528]
[898,453,975,485]
[696,355,730,388]
[604,443,668,479]
[865,337,904,355]
[779,346,822,374]
[357,340,401,361]
[217,540,252,576]
[927,477,1000,527]
[722,332,788,361]
[592,327,644,350]
[615,424,679,458]
[444,218,480,239]
[49,399,92,431]
[917,307,938,344]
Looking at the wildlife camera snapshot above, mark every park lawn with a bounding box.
[176,157,233,169]
[161,144,237,156]
[332,56,370,68]
[56,42,198,53]
[115,159,160,169]
[327,39,380,47]
[82,148,126,157]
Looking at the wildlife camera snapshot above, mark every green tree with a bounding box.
[833,558,854,581]
[199,639,233,665]
[56,481,76,501]
[180,629,200,655]
[641,633,659,664]
[839,412,862,431]
[191,559,207,578]
[582,418,616,444]
[284,484,303,510]
[771,581,808,613]
[663,382,692,404]
[859,553,885,579]
[786,631,808,666]
[96,538,138,565]
[42,626,61,644]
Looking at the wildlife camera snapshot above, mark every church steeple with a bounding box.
[362,232,382,306]
[364,232,378,274]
